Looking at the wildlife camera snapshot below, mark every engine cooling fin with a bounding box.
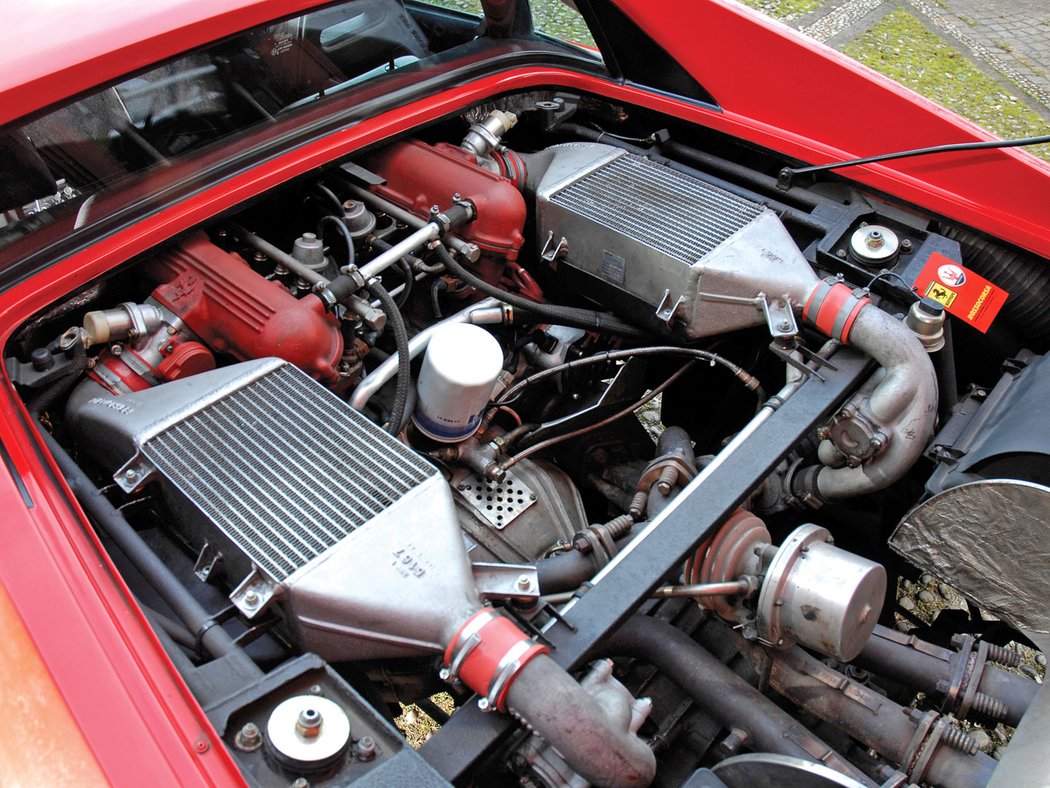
[66,358,483,660]
[548,151,764,264]
[141,362,434,581]
[536,143,815,339]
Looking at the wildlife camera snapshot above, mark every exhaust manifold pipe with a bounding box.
[793,279,938,502]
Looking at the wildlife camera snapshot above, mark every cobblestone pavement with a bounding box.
[789,0,1050,122]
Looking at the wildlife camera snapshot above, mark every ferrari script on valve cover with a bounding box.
[1,0,1049,786]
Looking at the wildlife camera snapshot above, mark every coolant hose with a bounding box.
[602,615,874,785]
[432,243,651,339]
[365,279,411,433]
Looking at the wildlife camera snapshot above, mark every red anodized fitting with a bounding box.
[442,608,549,712]
[803,279,871,343]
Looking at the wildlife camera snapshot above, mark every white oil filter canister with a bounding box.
[413,323,503,442]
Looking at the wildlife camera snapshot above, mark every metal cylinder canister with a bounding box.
[413,323,503,442]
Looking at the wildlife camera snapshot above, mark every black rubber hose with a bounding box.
[318,214,355,269]
[432,243,652,340]
[39,429,259,672]
[945,225,1050,343]
[366,279,411,433]
[601,615,873,785]
[535,524,643,594]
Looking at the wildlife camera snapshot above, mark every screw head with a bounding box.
[235,722,262,752]
[243,590,259,608]
[478,697,492,712]
[515,574,532,591]
[357,735,377,762]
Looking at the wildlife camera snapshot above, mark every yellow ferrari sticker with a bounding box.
[924,282,957,308]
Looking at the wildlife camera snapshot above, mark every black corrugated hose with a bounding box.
[366,278,411,433]
[945,226,1050,344]
[432,242,652,340]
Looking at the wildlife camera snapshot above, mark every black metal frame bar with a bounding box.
[422,347,873,781]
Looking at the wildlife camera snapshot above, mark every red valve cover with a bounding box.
[365,140,527,260]
[148,234,343,384]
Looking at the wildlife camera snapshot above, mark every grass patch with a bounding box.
[737,0,821,20]
[843,9,1050,161]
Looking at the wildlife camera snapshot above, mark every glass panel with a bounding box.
[531,0,597,50]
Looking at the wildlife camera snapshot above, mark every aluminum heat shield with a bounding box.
[891,479,1050,634]
[535,144,817,338]
[65,358,481,660]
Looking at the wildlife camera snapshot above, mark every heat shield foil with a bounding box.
[890,479,1050,634]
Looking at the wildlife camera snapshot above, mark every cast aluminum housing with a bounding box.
[65,358,483,660]
[535,144,817,338]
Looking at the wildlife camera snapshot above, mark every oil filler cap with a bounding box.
[266,695,351,771]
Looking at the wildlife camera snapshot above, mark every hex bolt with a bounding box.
[901,238,913,252]
[836,249,848,259]
[515,574,532,592]
[356,735,377,762]
[308,684,324,696]
[235,722,263,752]
[296,708,323,738]
[290,779,310,788]
[655,466,679,495]
[243,590,259,608]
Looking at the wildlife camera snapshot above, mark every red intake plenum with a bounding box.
[148,234,344,385]
[365,140,527,260]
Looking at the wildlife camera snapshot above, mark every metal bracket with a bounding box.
[655,289,687,325]
[760,294,799,340]
[193,542,223,582]
[229,566,278,619]
[471,563,540,602]
[113,452,157,493]
[540,231,569,264]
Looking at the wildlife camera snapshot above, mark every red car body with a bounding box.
[0,0,1046,784]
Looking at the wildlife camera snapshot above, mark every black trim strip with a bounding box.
[0,439,33,508]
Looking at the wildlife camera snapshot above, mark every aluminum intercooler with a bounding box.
[65,358,483,660]
[535,143,815,338]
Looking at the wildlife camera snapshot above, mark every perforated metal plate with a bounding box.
[456,471,537,530]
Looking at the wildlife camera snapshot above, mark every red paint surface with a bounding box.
[150,234,343,384]
[366,140,527,260]
[0,0,325,127]
[0,0,1047,780]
